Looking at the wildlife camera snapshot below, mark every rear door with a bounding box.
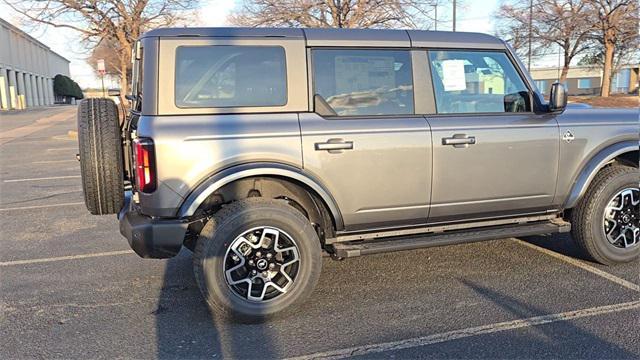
[424,49,559,223]
[300,48,432,231]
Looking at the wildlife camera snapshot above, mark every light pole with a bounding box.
[527,0,533,71]
[452,0,456,32]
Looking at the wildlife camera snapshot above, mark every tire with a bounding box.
[571,164,640,265]
[77,98,124,215]
[193,198,322,321]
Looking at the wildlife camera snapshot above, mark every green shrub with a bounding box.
[53,74,84,99]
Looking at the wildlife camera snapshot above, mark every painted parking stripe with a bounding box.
[32,159,78,164]
[0,250,135,267]
[288,300,640,360]
[3,175,80,183]
[0,202,84,212]
[46,147,78,151]
[514,239,640,292]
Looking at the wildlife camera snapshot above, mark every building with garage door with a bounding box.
[0,17,70,111]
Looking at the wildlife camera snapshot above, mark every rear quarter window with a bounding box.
[175,46,287,108]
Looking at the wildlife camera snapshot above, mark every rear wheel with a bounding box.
[77,98,124,215]
[571,165,640,265]
[193,198,322,321]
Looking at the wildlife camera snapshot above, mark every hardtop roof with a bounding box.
[141,27,505,49]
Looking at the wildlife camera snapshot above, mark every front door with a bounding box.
[300,48,432,231]
[425,49,559,223]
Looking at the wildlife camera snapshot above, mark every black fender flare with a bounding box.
[177,162,344,230]
[564,140,639,209]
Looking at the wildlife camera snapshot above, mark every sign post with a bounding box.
[97,59,106,97]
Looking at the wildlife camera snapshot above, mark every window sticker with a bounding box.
[441,59,467,91]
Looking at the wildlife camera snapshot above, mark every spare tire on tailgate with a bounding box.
[77,98,124,215]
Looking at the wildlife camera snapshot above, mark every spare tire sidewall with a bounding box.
[77,98,124,215]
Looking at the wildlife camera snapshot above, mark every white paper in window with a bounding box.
[441,60,467,91]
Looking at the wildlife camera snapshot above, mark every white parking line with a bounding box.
[288,300,640,360]
[514,239,640,292]
[0,250,135,267]
[3,175,80,183]
[0,202,84,212]
[32,159,78,164]
[46,147,78,151]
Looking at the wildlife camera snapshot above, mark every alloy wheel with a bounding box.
[223,226,300,302]
[603,188,640,249]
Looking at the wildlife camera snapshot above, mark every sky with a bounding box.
[0,0,563,89]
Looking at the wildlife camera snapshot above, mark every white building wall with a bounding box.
[0,17,71,110]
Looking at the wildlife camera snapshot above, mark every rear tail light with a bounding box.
[133,138,156,193]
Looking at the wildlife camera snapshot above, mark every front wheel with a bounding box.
[193,198,322,321]
[571,165,640,265]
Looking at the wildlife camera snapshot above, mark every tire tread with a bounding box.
[193,198,321,320]
[571,164,638,264]
[77,98,124,215]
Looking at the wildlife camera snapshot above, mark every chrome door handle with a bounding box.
[315,139,353,153]
[442,134,476,148]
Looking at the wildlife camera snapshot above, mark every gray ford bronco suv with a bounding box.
[77,27,639,321]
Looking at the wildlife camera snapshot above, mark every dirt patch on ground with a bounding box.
[569,95,639,108]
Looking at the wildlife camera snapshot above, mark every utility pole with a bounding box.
[433,4,438,30]
[452,0,456,32]
[527,0,533,71]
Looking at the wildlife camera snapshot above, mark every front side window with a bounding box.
[428,50,531,114]
[312,49,414,116]
[175,46,287,108]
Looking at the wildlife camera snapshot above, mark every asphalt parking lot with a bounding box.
[1,106,639,359]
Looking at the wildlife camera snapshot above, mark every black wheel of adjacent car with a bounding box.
[193,198,322,321]
[571,164,640,265]
[77,98,124,215]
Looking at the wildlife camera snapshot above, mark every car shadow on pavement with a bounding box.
[521,233,588,260]
[457,278,636,359]
[154,249,279,359]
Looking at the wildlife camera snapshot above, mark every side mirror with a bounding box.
[548,82,567,113]
[107,88,121,97]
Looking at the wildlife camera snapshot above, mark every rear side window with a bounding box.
[175,46,287,108]
[428,50,531,114]
[312,49,414,116]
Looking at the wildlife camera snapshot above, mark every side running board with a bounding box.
[331,220,571,258]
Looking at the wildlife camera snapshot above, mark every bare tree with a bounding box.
[496,0,592,82]
[586,0,638,96]
[4,0,198,97]
[229,0,440,29]
[494,9,536,59]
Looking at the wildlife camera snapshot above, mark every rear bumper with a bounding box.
[118,192,188,259]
